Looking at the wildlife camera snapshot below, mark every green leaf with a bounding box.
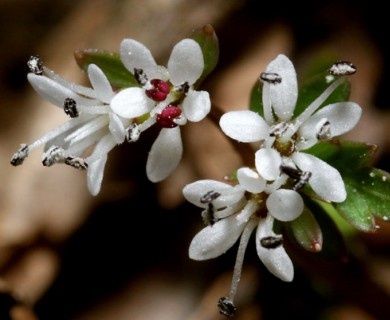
[304,140,377,170]
[74,49,139,89]
[191,24,219,87]
[288,207,323,252]
[294,73,351,117]
[334,168,390,232]
[249,79,263,116]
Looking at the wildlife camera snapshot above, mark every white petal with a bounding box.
[110,88,155,118]
[220,110,270,142]
[292,152,346,202]
[189,214,246,260]
[266,189,304,221]
[146,127,183,182]
[182,90,210,122]
[108,112,126,144]
[237,167,266,193]
[88,64,114,103]
[256,215,294,281]
[87,155,107,196]
[120,39,157,74]
[298,102,362,141]
[265,54,297,121]
[168,39,204,86]
[255,148,282,181]
[28,74,97,107]
[189,200,257,260]
[183,180,245,208]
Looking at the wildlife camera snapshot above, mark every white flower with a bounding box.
[183,167,300,314]
[220,54,362,205]
[11,58,136,195]
[112,38,211,182]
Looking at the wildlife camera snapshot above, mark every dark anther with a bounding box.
[42,145,65,166]
[126,123,141,143]
[280,165,311,191]
[329,61,357,76]
[260,72,282,84]
[260,236,283,249]
[200,190,221,203]
[316,120,331,140]
[218,297,236,317]
[175,82,190,94]
[134,68,148,86]
[202,203,217,226]
[63,98,79,118]
[270,122,289,137]
[65,156,88,170]
[10,144,29,166]
[27,55,43,75]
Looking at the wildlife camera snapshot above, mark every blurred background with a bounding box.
[1,0,390,319]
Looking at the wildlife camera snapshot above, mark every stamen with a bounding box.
[316,120,331,140]
[27,55,43,75]
[200,190,221,203]
[259,72,282,84]
[261,82,274,124]
[65,156,88,170]
[260,235,283,249]
[42,145,65,166]
[283,77,344,141]
[280,165,311,191]
[270,122,289,137]
[217,297,236,318]
[126,123,141,143]
[174,82,190,94]
[10,144,29,166]
[200,191,221,226]
[134,68,148,86]
[225,217,257,315]
[329,61,357,76]
[201,203,216,226]
[63,98,79,118]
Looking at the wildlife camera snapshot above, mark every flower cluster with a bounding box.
[183,54,361,316]
[11,38,210,195]
[12,27,385,318]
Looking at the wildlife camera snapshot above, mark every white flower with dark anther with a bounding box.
[183,166,301,316]
[11,57,137,196]
[111,38,211,182]
[220,55,362,206]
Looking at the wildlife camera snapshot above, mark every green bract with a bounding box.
[74,49,138,89]
[191,24,219,88]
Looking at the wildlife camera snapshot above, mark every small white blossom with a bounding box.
[183,167,300,314]
[220,54,362,206]
[11,59,135,195]
[112,38,211,182]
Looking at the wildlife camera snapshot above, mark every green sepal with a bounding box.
[304,140,377,170]
[288,206,323,252]
[74,49,139,89]
[191,24,219,88]
[334,168,390,232]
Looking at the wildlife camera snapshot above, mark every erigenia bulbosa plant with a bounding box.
[10,25,390,317]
